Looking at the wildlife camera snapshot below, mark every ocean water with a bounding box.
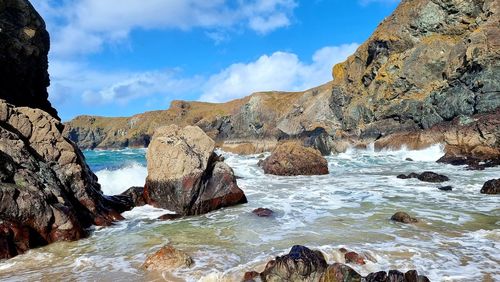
[0,145,499,281]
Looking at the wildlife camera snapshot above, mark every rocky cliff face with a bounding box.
[0,0,58,119]
[65,0,499,157]
[0,0,126,259]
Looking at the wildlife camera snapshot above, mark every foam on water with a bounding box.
[1,146,499,281]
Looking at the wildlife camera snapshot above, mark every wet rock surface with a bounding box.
[142,245,193,271]
[397,171,449,183]
[391,212,418,224]
[144,125,247,215]
[252,208,274,217]
[480,179,500,194]
[260,142,329,176]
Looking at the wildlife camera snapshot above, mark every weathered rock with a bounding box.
[397,172,449,183]
[260,245,328,282]
[438,186,453,191]
[252,208,274,217]
[344,251,366,265]
[120,186,146,207]
[0,100,126,259]
[480,179,500,195]
[391,212,418,224]
[142,245,193,271]
[144,125,247,215]
[319,263,362,282]
[0,0,58,119]
[260,142,329,176]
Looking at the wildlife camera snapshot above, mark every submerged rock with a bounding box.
[391,212,418,224]
[480,179,500,195]
[252,208,274,217]
[438,186,453,191]
[397,172,449,183]
[144,125,247,215]
[158,214,183,221]
[260,245,328,281]
[259,142,329,176]
[142,245,193,271]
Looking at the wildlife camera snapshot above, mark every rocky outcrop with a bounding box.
[0,0,58,119]
[244,246,430,282]
[142,245,193,271]
[144,125,247,215]
[0,100,126,259]
[391,212,418,224]
[397,171,449,183]
[480,179,500,194]
[259,142,329,176]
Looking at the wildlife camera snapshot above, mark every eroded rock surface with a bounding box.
[142,245,193,271]
[144,125,247,215]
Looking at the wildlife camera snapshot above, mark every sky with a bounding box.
[31,0,400,121]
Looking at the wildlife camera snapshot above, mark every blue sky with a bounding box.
[31,0,400,121]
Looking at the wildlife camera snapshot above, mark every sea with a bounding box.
[0,144,498,281]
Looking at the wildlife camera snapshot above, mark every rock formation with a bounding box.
[244,245,430,282]
[0,0,126,259]
[480,179,500,194]
[0,0,58,119]
[144,125,247,215]
[259,142,329,176]
[397,171,449,183]
[142,245,193,271]
[64,0,499,162]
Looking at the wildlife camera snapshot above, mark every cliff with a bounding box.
[0,0,127,259]
[65,0,499,157]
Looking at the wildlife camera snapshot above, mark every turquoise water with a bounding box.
[0,145,499,281]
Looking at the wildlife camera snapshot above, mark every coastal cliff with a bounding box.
[64,0,499,156]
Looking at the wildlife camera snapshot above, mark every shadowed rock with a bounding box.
[480,179,500,194]
[397,171,449,183]
[144,125,247,215]
[259,142,329,176]
[391,212,418,224]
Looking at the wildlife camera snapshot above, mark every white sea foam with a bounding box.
[96,163,147,195]
[121,205,175,220]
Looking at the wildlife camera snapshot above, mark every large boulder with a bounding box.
[144,125,247,215]
[480,179,500,194]
[0,0,58,119]
[259,142,329,176]
[0,100,126,259]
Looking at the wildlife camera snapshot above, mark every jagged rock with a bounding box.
[391,212,418,224]
[397,172,449,183]
[142,245,193,271]
[260,142,329,176]
[260,245,328,282]
[0,0,58,119]
[144,125,247,215]
[120,186,146,207]
[0,100,125,259]
[480,179,500,194]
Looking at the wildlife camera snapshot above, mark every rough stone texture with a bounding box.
[259,142,329,176]
[391,212,418,224]
[344,251,366,265]
[319,263,362,282]
[144,125,247,215]
[120,186,146,207]
[480,179,500,194]
[142,245,193,271]
[260,245,328,282]
[0,0,58,119]
[0,100,125,259]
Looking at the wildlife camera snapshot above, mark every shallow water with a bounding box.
[0,145,499,281]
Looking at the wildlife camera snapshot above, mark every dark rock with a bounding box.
[438,186,453,191]
[344,251,366,265]
[480,179,500,195]
[397,172,449,183]
[158,214,183,221]
[252,208,274,217]
[391,212,418,224]
[0,0,58,119]
[365,271,387,282]
[260,142,329,176]
[121,186,146,207]
[405,158,414,162]
[144,125,247,216]
[320,263,362,282]
[260,245,328,281]
[242,271,261,282]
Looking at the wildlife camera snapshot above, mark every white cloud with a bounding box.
[32,0,297,57]
[199,43,359,102]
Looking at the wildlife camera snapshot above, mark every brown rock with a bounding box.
[144,125,247,215]
[344,251,366,265]
[142,245,193,271]
[242,271,261,282]
[480,179,500,195]
[252,208,274,217]
[158,214,183,221]
[260,142,329,176]
[391,212,418,224]
[320,263,362,282]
